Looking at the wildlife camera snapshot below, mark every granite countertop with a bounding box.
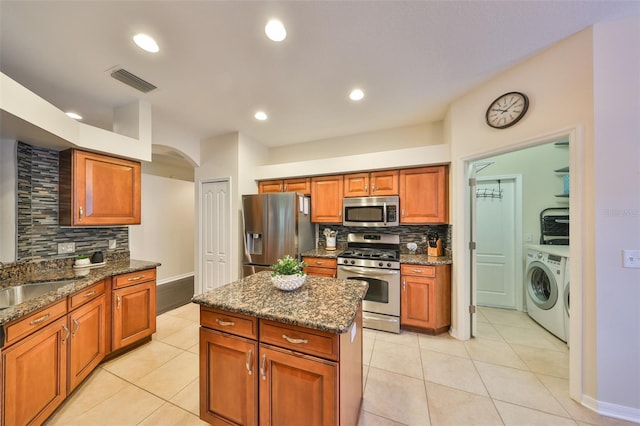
[302,248,452,266]
[0,259,160,326]
[301,248,343,258]
[192,271,368,334]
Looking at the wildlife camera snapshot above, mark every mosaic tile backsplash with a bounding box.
[15,142,129,262]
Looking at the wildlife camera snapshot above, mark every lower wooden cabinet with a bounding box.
[2,316,68,426]
[68,293,107,392]
[400,264,451,334]
[303,257,337,278]
[112,281,156,351]
[259,344,337,426]
[199,328,258,426]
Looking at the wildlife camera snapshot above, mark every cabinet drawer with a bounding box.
[303,257,337,268]
[69,280,106,310]
[113,269,156,288]
[259,320,338,361]
[3,299,67,346]
[200,307,258,340]
[401,264,436,277]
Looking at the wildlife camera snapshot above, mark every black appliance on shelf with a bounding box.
[540,207,569,245]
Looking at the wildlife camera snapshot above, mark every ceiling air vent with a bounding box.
[110,68,157,93]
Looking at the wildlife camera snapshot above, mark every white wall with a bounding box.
[592,16,640,415]
[129,173,195,284]
[0,141,17,263]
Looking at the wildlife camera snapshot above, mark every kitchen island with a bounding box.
[192,271,368,426]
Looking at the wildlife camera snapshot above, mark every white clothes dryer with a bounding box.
[563,258,570,347]
[525,247,567,342]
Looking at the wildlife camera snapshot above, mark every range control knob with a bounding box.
[378,262,384,267]
[350,260,355,265]
[387,262,392,268]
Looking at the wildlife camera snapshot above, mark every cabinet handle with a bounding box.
[127,276,144,282]
[79,206,83,220]
[365,184,368,192]
[62,324,70,343]
[282,334,308,344]
[260,354,267,381]
[29,313,51,326]
[403,279,406,292]
[283,183,287,191]
[412,269,424,273]
[215,318,235,327]
[246,349,253,375]
[402,209,405,217]
[116,295,121,309]
[315,260,324,265]
[83,290,97,298]
[71,317,80,337]
[372,183,375,192]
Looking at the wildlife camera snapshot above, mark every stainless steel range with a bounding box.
[337,233,401,333]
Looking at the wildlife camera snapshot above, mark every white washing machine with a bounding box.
[525,245,568,342]
[563,258,570,347]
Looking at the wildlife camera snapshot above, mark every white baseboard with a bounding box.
[582,394,640,423]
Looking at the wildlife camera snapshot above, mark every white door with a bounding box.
[201,179,231,293]
[476,177,519,309]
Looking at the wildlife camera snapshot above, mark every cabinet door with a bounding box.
[2,317,68,426]
[258,180,283,194]
[61,149,141,226]
[399,166,448,223]
[343,173,370,197]
[311,175,344,223]
[401,275,435,329]
[112,281,156,350]
[200,328,257,426]
[259,345,337,426]
[370,170,399,195]
[283,178,311,195]
[68,294,107,392]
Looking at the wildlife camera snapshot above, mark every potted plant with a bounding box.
[75,254,90,266]
[270,255,308,291]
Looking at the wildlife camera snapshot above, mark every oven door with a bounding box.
[337,265,400,316]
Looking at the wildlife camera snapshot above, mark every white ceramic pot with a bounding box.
[271,274,306,291]
[75,257,90,266]
[326,236,336,249]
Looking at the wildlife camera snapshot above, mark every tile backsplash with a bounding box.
[16,142,129,261]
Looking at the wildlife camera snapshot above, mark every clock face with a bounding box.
[485,92,529,129]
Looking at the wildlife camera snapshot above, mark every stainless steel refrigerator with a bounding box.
[242,193,314,277]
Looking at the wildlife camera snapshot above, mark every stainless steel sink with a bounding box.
[0,280,76,309]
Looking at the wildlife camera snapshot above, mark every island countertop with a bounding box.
[192,271,368,334]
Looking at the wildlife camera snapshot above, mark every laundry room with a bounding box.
[473,140,570,355]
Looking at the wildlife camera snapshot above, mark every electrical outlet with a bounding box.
[622,249,640,268]
[108,239,117,250]
[525,233,533,242]
[58,242,75,254]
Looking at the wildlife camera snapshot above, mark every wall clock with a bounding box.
[485,91,529,129]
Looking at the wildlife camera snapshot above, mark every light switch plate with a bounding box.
[58,242,75,254]
[622,249,640,268]
[108,239,117,249]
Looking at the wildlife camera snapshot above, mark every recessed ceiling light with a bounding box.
[255,111,268,121]
[349,89,365,101]
[66,112,82,120]
[133,33,159,53]
[265,19,286,42]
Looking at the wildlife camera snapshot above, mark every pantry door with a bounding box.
[476,176,522,309]
[200,179,231,293]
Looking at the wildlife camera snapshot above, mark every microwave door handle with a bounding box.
[383,202,387,226]
[340,265,399,276]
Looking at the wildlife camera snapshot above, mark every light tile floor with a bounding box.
[46,304,634,426]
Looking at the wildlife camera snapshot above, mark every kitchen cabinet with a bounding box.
[399,166,449,224]
[2,309,68,426]
[400,264,451,334]
[344,170,399,197]
[112,269,157,351]
[199,306,362,426]
[303,257,337,278]
[59,149,141,226]
[67,282,107,392]
[258,178,311,195]
[311,175,344,223]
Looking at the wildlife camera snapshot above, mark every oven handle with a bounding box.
[383,202,388,226]
[339,265,399,276]
[363,314,399,323]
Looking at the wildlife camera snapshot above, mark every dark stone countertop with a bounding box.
[0,259,160,326]
[192,271,368,334]
[301,248,343,258]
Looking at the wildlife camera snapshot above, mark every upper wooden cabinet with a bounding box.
[311,175,344,223]
[344,170,398,197]
[258,178,311,195]
[399,166,449,224]
[59,149,141,226]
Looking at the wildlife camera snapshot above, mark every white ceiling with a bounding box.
[1,1,638,154]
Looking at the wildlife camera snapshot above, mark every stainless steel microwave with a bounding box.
[343,196,399,227]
